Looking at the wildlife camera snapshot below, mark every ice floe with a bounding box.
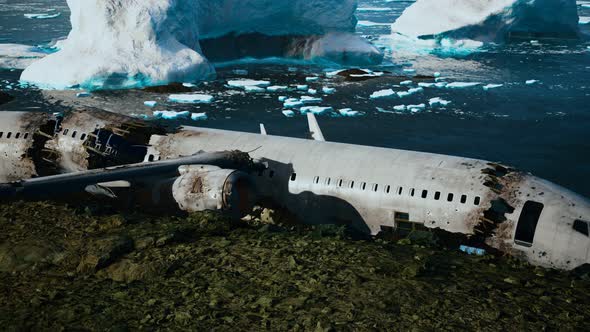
[154,110,191,120]
[227,79,271,89]
[244,85,266,93]
[397,87,423,98]
[144,101,158,107]
[24,12,61,19]
[370,89,396,99]
[429,97,451,107]
[300,106,333,115]
[400,80,413,86]
[191,112,208,121]
[526,79,541,85]
[168,94,214,104]
[305,77,320,82]
[308,88,318,95]
[267,86,288,92]
[446,82,481,89]
[278,96,287,102]
[296,85,309,91]
[282,110,296,117]
[483,84,504,91]
[338,108,361,117]
[322,87,336,94]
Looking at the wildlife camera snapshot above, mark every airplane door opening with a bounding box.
[514,201,544,247]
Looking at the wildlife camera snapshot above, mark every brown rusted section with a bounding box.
[191,177,204,194]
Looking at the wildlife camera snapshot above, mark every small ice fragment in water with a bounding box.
[76,92,91,98]
[435,77,447,82]
[446,82,481,89]
[244,85,266,93]
[370,89,396,99]
[227,79,271,89]
[299,106,333,115]
[460,245,486,256]
[182,83,196,88]
[325,69,345,77]
[435,82,448,88]
[483,84,504,91]
[407,103,426,112]
[154,110,190,120]
[397,87,423,98]
[191,112,208,121]
[429,97,451,107]
[24,12,61,19]
[526,79,540,85]
[418,82,435,88]
[338,108,360,117]
[300,96,323,104]
[284,98,304,108]
[403,68,416,74]
[308,88,318,95]
[530,40,540,45]
[393,105,407,111]
[144,101,157,107]
[305,76,320,82]
[168,94,214,104]
[322,87,336,94]
[267,86,288,92]
[400,80,413,86]
[278,96,287,102]
[434,72,441,78]
[282,110,296,117]
[296,84,308,91]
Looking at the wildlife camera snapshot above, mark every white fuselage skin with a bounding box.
[1,111,589,270]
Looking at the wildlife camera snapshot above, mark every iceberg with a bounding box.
[168,94,214,104]
[21,0,380,90]
[391,0,579,43]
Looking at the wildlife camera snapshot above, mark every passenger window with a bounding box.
[269,170,275,178]
[447,193,454,202]
[421,190,428,199]
[148,154,154,162]
[398,187,403,195]
[573,219,589,237]
[515,201,544,247]
[460,195,467,204]
[474,196,481,206]
[23,133,29,139]
[385,185,391,194]
[6,132,11,139]
[63,129,69,135]
[290,173,297,181]
[372,184,378,192]
[80,133,87,140]
[324,178,331,185]
[395,212,410,222]
[338,179,343,187]
[410,188,415,197]
[434,191,441,200]
[72,131,77,138]
[0,132,3,138]
[349,181,355,189]
[314,176,320,184]
[15,133,20,139]
[361,182,367,190]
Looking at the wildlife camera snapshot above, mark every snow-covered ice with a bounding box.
[169,94,214,104]
[446,82,481,89]
[397,87,423,98]
[284,98,304,108]
[278,96,287,102]
[300,106,334,115]
[338,108,361,117]
[370,89,396,99]
[308,89,318,95]
[282,110,296,117]
[182,83,197,88]
[393,105,407,111]
[24,12,61,19]
[144,101,158,107]
[400,80,413,86]
[296,85,309,91]
[408,104,426,112]
[418,82,436,88]
[305,77,320,83]
[267,86,288,92]
[228,79,271,89]
[429,97,451,107]
[483,84,504,91]
[244,85,266,93]
[301,96,323,104]
[322,87,336,94]
[391,0,579,43]
[154,110,191,120]
[526,79,540,85]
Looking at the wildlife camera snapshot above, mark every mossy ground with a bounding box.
[0,202,589,331]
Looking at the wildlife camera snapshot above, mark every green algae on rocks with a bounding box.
[1,201,589,331]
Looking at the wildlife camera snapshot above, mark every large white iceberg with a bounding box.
[391,0,579,43]
[21,0,381,90]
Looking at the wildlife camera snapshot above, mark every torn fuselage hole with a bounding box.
[473,198,515,242]
[26,118,61,177]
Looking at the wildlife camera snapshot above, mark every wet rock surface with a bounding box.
[0,201,589,331]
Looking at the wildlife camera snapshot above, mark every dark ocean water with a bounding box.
[1,0,590,197]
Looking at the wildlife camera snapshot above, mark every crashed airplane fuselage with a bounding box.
[0,109,589,270]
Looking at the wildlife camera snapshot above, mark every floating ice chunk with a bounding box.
[391,0,580,43]
[325,69,345,77]
[370,89,396,99]
[393,105,407,111]
[244,85,266,93]
[322,87,336,94]
[232,69,249,76]
[284,98,304,108]
[182,83,197,88]
[76,92,91,98]
[409,87,423,94]
[403,68,416,74]
[308,88,318,95]
[397,91,411,98]
[435,77,447,82]
[300,106,334,115]
[434,72,441,78]
[301,96,323,104]
[429,97,451,107]
[397,87,423,98]
[418,82,436,88]
[303,32,383,66]
[144,101,157,107]
[408,104,426,112]
[282,110,296,117]
[435,82,448,88]
[446,82,481,89]
[169,94,214,104]
[305,77,320,82]
[296,85,308,91]
[400,80,413,86]
[227,79,271,89]
[24,12,61,19]
[154,110,190,120]
[483,84,504,91]
[526,79,540,85]
[338,108,361,117]
[376,107,396,114]
[267,85,288,92]
[278,96,287,102]
[580,17,590,25]
[191,112,208,121]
